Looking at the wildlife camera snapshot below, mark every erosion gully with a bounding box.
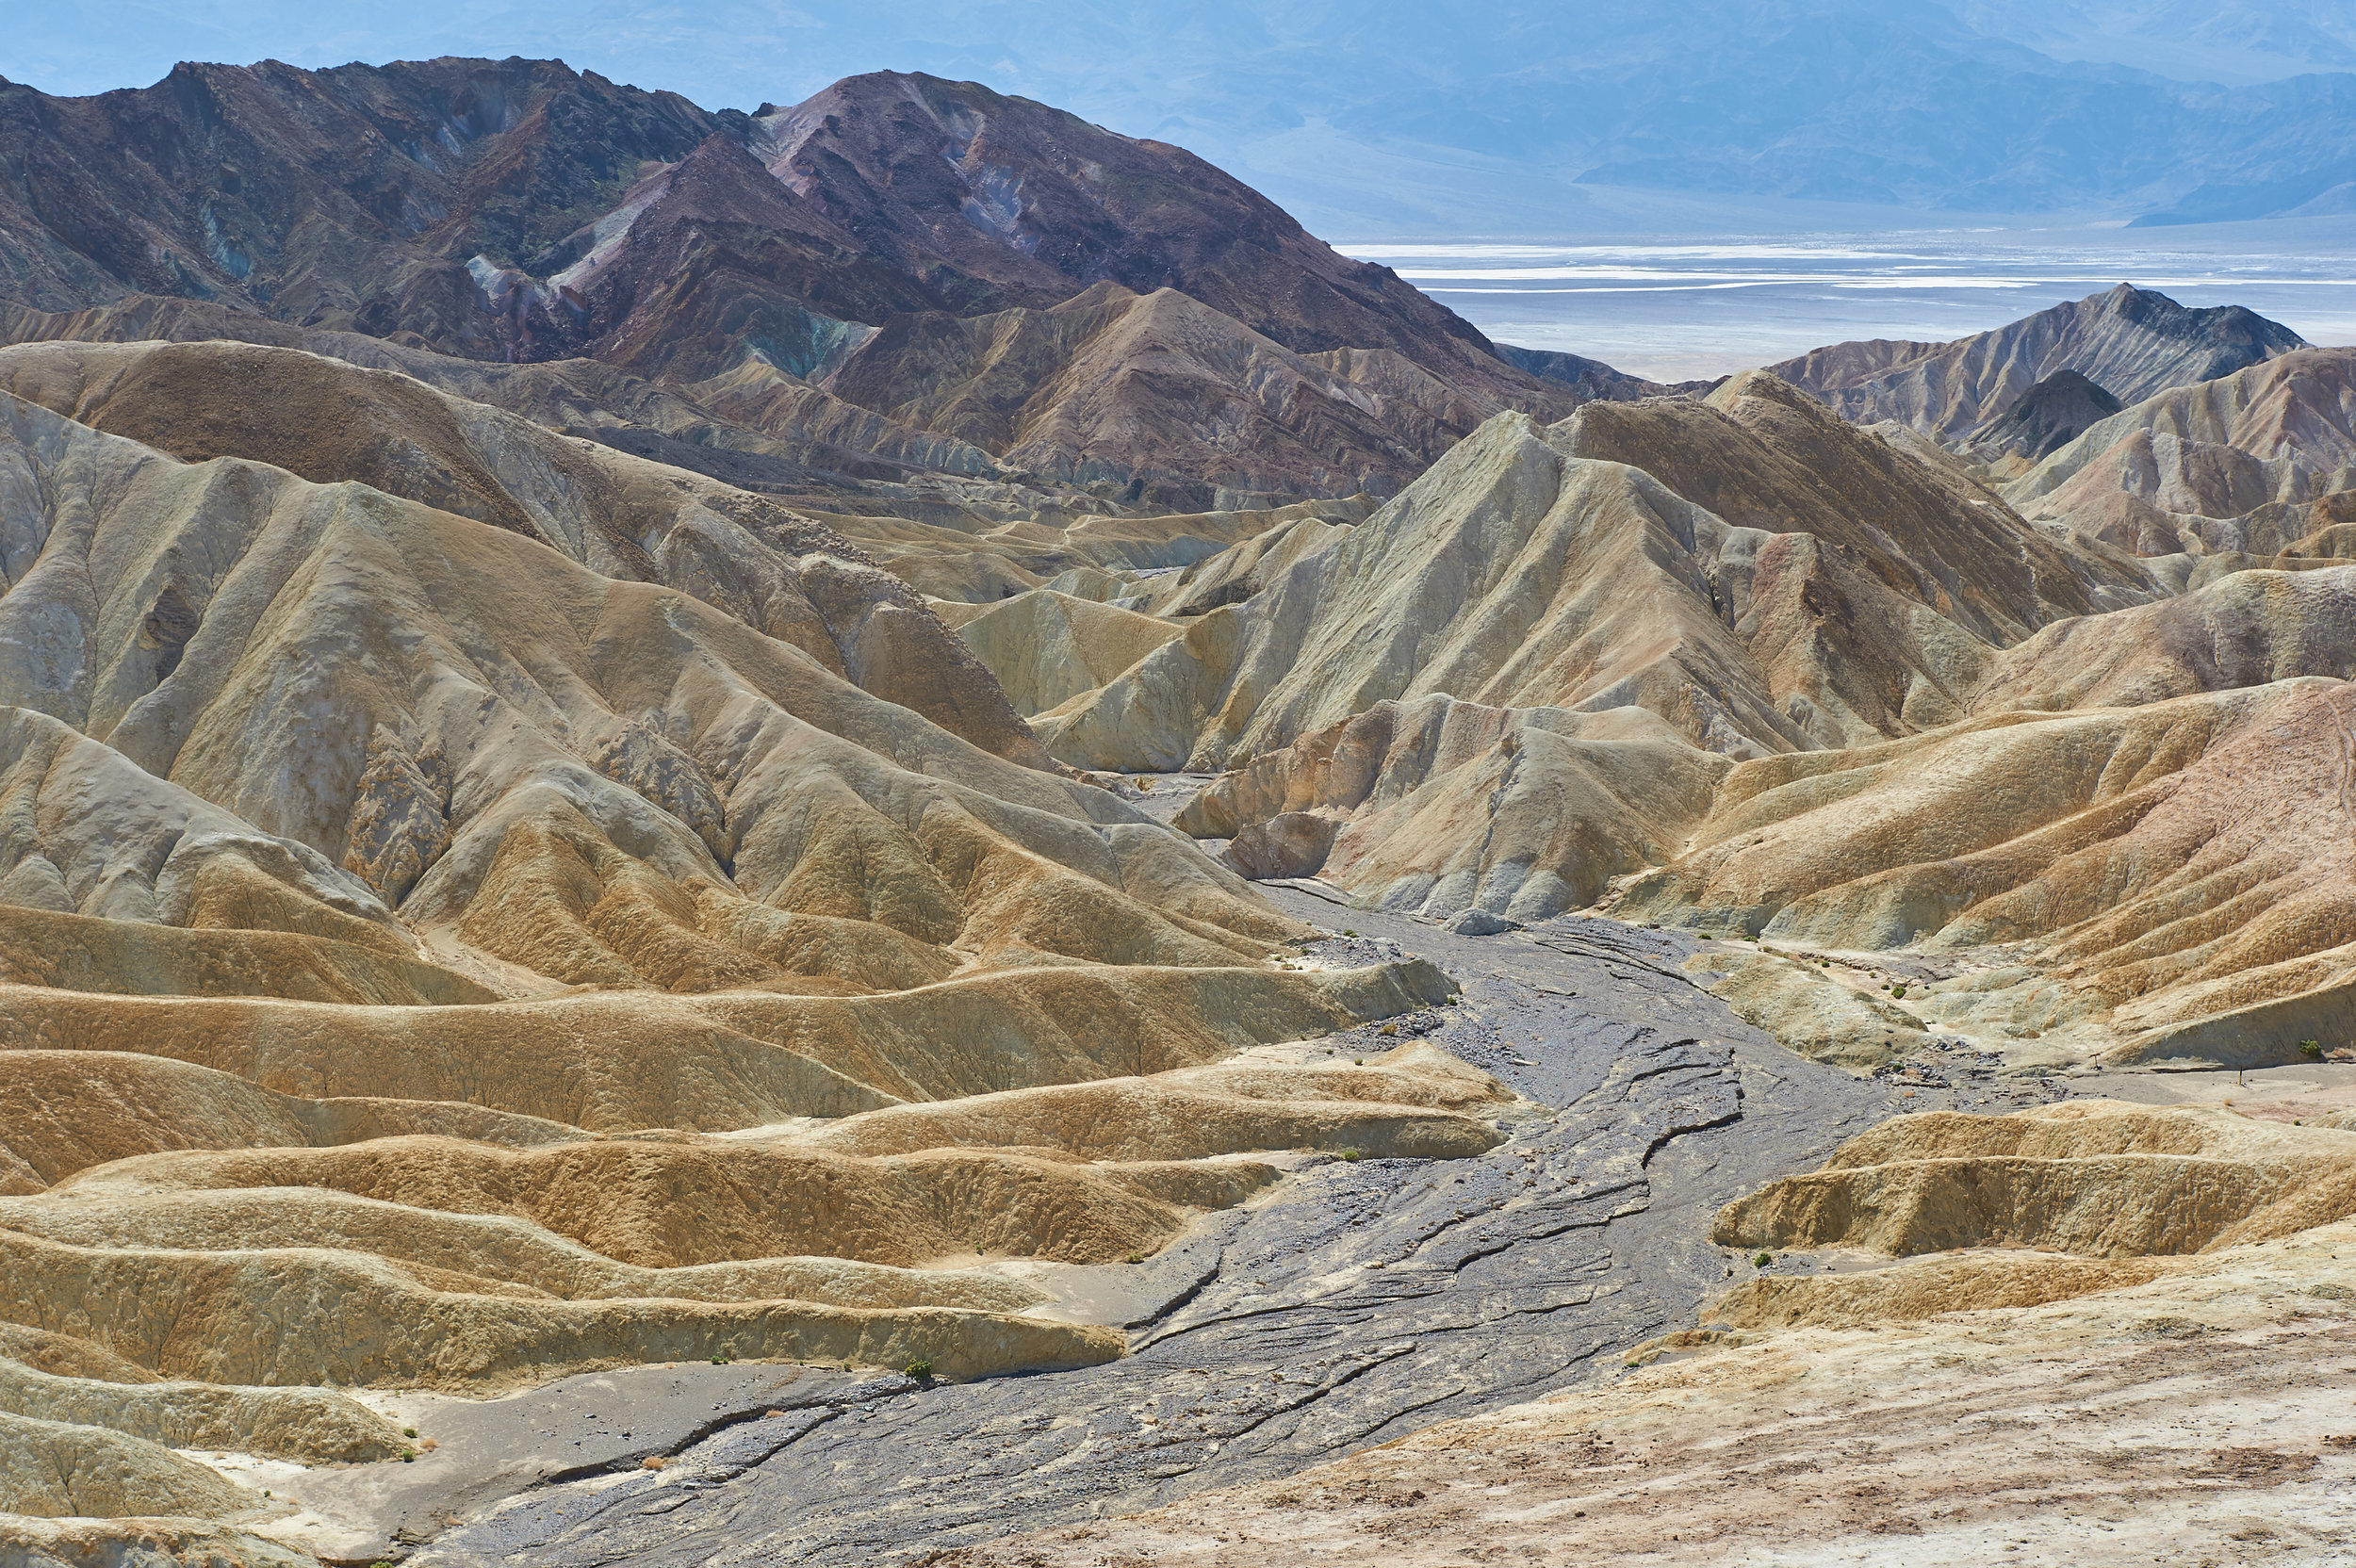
[404,890,2046,1567]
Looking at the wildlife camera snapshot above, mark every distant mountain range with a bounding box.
[0,58,2317,517]
[0,61,1598,504]
[6,3,2355,232]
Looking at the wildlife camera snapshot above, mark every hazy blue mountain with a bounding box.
[1948,1,2356,87]
[5,1,2353,231]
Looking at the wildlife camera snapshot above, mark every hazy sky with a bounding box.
[6,2,1188,117]
[12,0,2353,115]
[8,2,2352,236]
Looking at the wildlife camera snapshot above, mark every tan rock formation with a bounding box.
[1714,1100,2356,1257]
[2009,349,2356,531]
[946,590,1184,716]
[1683,947,1932,1070]
[0,1410,255,1519]
[1180,695,1726,920]
[1612,678,2356,1067]
[0,1045,1500,1406]
[0,310,1483,1509]
[1047,376,2147,773]
[0,340,1050,767]
[0,1051,575,1196]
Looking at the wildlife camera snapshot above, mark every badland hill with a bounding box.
[0,52,2351,1568]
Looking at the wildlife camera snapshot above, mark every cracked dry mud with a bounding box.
[399,891,1968,1565]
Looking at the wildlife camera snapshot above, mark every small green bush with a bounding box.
[710,1353,730,1364]
[402,1427,417,1438]
[1344,928,1358,938]
[2300,1039,2324,1059]
[906,1360,935,1381]
[1754,1251,1773,1268]
[1337,1147,1365,1162]
[1890,984,1908,1000]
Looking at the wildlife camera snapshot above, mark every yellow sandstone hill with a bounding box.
[0,351,1472,1537]
[1040,374,2152,773]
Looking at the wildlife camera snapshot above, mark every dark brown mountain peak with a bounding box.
[1971,367,2124,460]
[0,54,721,353]
[748,71,1543,402]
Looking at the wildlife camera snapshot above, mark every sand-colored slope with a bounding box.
[0,340,1047,766]
[0,1360,403,1463]
[1180,695,1728,920]
[948,590,1185,716]
[0,901,495,1006]
[0,1051,576,1196]
[53,1138,1276,1272]
[797,1045,1510,1162]
[0,1410,256,1519]
[1137,512,1358,617]
[0,364,1471,1489]
[1714,1100,2356,1258]
[0,1187,1052,1315]
[0,389,1322,1000]
[1182,563,2356,1045]
[1613,678,2356,1066]
[0,960,1446,1133]
[1970,564,2356,712]
[2004,348,2356,570]
[817,498,1367,604]
[1045,416,1796,769]
[0,1223,1121,1392]
[1046,377,2147,772]
[1560,372,2135,641]
[1682,946,1934,1071]
[0,1045,1500,1425]
[0,707,410,946]
[2011,348,2356,521]
[3,1517,314,1568]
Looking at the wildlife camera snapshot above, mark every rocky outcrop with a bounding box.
[1968,367,2123,460]
[821,284,1545,503]
[1044,375,2149,772]
[1180,695,1727,921]
[753,74,1543,402]
[2007,348,2356,550]
[943,591,1184,717]
[0,339,1054,768]
[1769,285,2304,443]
